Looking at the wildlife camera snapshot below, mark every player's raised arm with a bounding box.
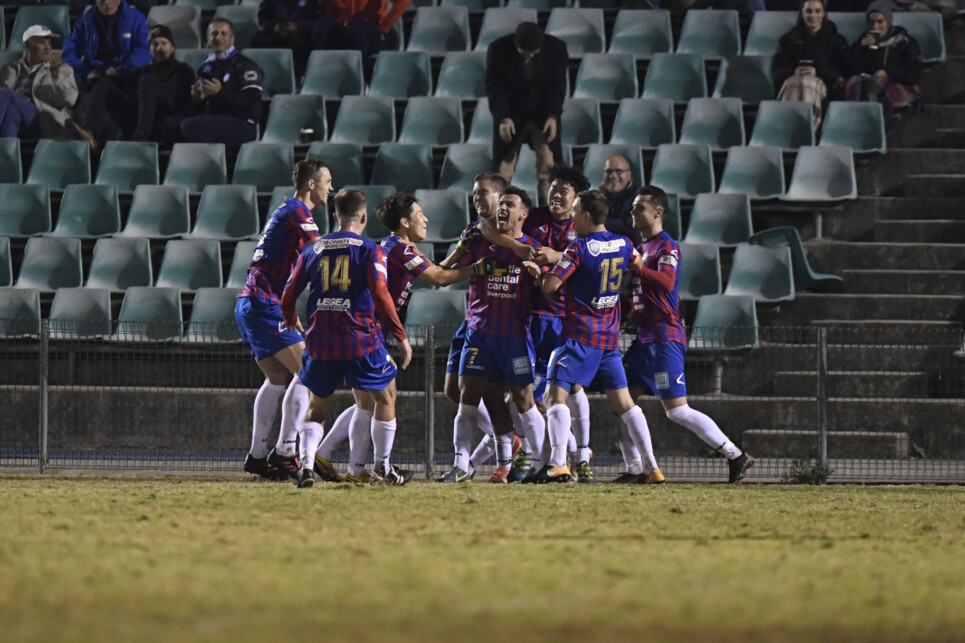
[280,251,309,331]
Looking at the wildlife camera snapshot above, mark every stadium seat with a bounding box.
[678,97,745,150]
[185,287,243,343]
[227,241,257,289]
[677,242,722,301]
[893,12,945,64]
[95,141,159,193]
[49,184,121,238]
[301,50,364,98]
[0,8,4,50]
[781,146,857,202]
[545,8,605,57]
[663,193,683,241]
[506,0,569,9]
[571,53,637,102]
[712,56,775,104]
[435,51,487,99]
[147,5,202,50]
[119,185,191,239]
[261,94,327,145]
[48,287,113,340]
[241,48,295,99]
[16,237,83,291]
[413,189,470,242]
[561,97,603,146]
[467,98,494,144]
[407,6,471,54]
[405,289,467,329]
[718,145,786,200]
[642,53,707,104]
[724,244,795,303]
[86,237,153,291]
[399,96,465,146]
[343,185,396,240]
[441,0,501,9]
[649,144,715,199]
[175,0,232,12]
[676,9,741,59]
[0,185,51,237]
[370,51,433,99]
[26,139,91,190]
[826,12,867,48]
[475,8,538,51]
[688,294,759,351]
[371,143,435,192]
[113,287,184,342]
[749,100,814,151]
[0,52,17,71]
[330,96,396,145]
[306,142,365,186]
[608,9,673,58]
[164,143,226,192]
[0,238,10,287]
[748,226,843,292]
[439,144,493,190]
[232,143,295,193]
[0,138,22,183]
[173,48,208,72]
[213,5,258,49]
[189,185,260,241]
[155,239,223,291]
[8,6,70,52]
[743,11,796,56]
[683,193,753,247]
[581,143,645,190]
[819,102,886,154]
[609,98,675,149]
[0,287,41,338]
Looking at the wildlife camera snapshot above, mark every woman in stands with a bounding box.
[772,0,850,128]
[844,0,923,125]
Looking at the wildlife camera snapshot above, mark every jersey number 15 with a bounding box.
[598,257,624,294]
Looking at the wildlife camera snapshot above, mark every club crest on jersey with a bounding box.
[587,238,624,256]
[512,356,530,375]
[655,372,670,390]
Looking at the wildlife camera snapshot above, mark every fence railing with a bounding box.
[2,320,963,483]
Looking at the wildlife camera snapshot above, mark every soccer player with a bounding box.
[280,188,413,488]
[235,159,327,480]
[620,186,754,484]
[439,186,545,484]
[531,189,663,484]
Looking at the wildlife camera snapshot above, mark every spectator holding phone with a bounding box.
[772,0,849,128]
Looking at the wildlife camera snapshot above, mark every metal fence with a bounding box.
[2,320,963,483]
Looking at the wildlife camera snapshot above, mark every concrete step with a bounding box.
[774,370,929,398]
[807,241,965,271]
[743,429,910,458]
[913,129,965,150]
[747,342,962,372]
[891,174,965,198]
[838,269,965,294]
[778,293,965,322]
[807,319,964,345]
[873,219,965,243]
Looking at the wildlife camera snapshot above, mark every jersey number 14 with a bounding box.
[319,255,351,292]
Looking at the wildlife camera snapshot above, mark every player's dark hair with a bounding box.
[576,189,609,225]
[549,164,591,194]
[636,185,670,214]
[292,158,326,190]
[472,172,507,192]
[335,188,366,220]
[377,191,419,232]
[502,185,532,212]
[208,17,234,35]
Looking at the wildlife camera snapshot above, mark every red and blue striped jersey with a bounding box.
[460,234,541,338]
[632,231,686,344]
[551,231,640,350]
[240,198,319,304]
[523,206,577,317]
[381,235,430,324]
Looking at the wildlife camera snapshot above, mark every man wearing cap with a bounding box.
[131,25,194,144]
[485,22,568,206]
[0,25,93,141]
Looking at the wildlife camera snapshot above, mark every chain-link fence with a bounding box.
[2,319,963,483]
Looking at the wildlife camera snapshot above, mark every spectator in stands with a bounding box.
[320,0,410,59]
[485,22,568,206]
[180,19,264,146]
[62,0,151,142]
[772,0,850,128]
[69,0,152,23]
[598,154,642,247]
[0,25,95,143]
[131,25,195,145]
[844,0,923,124]
[251,0,325,78]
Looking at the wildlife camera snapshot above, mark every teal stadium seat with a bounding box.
[189,185,260,241]
[330,96,396,145]
[227,241,257,289]
[407,7,472,54]
[113,287,184,342]
[370,51,433,99]
[439,144,492,190]
[306,142,365,186]
[642,53,707,104]
[185,288,243,343]
[545,8,605,57]
[86,237,153,291]
[343,185,396,240]
[0,184,51,237]
[712,56,775,104]
[435,51,487,99]
[682,193,753,247]
[572,53,637,102]
[371,143,435,192]
[506,0,570,9]
[95,141,159,193]
[748,226,843,292]
[164,143,226,192]
[718,145,786,200]
[781,146,857,202]
[413,189,470,242]
[155,239,223,291]
[678,97,745,150]
[300,50,364,98]
[608,9,672,58]
[688,294,759,351]
[0,237,10,287]
[581,143,645,190]
[561,97,603,146]
[649,144,715,199]
[173,48,209,73]
[819,102,886,154]
[213,5,259,48]
[16,237,83,292]
[893,12,945,64]
[405,290,468,340]
[49,184,121,238]
[676,9,741,59]
[749,100,814,151]
[662,193,683,241]
[175,0,234,12]
[677,242,722,301]
[118,185,191,238]
[0,287,41,338]
[467,98,493,144]
[399,96,465,146]
[8,6,70,52]
[826,12,868,48]
[261,94,327,145]
[743,11,796,56]
[49,287,113,339]
[0,138,22,183]
[232,142,295,193]
[147,5,202,49]
[724,244,796,303]
[241,48,295,98]
[475,8,537,51]
[609,98,675,149]
[26,139,91,190]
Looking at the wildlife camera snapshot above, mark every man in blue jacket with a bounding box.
[62,0,150,142]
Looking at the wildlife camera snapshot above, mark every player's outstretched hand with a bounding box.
[454,225,482,256]
[398,338,413,370]
[522,260,541,280]
[473,257,510,277]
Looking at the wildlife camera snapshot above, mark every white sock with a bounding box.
[666,405,741,460]
[275,378,309,457]
[567,430,577,456]
[371,418,397,474]
[546,403,570,468]
[348,407,373,477]
[622,406,659,471]
[469,435,494,474]
[453,403,478,472]
[567,388,591,463]
[518,405,546,469]
[250,381,284,458]
[477,399,493,436]
[618,422,642,474]
[495,433,513,469]
[298,422,324,470]
[317,405,353,460]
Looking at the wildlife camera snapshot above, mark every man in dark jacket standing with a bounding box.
[131,25,195,145]
[599,153,642,247]
[485,22,568,206]
[181,18,264,146]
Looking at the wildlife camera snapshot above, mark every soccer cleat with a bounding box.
[489,467,510,483]
[641,468,666,484]
[267,448,300,480]
[296,468,315,488]
[728,452,755,484]
[371,464,414,486]
[313,456,343,483]
[508,451,533,483]
[437,466,472,483]
[524,464,572,484]
[343,470,372,484]
[610,471,642,484]
[243,453,287,481]
[576,461,597,484]
[511,434,522,457]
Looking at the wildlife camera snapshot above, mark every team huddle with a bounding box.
[234,159,754,488]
